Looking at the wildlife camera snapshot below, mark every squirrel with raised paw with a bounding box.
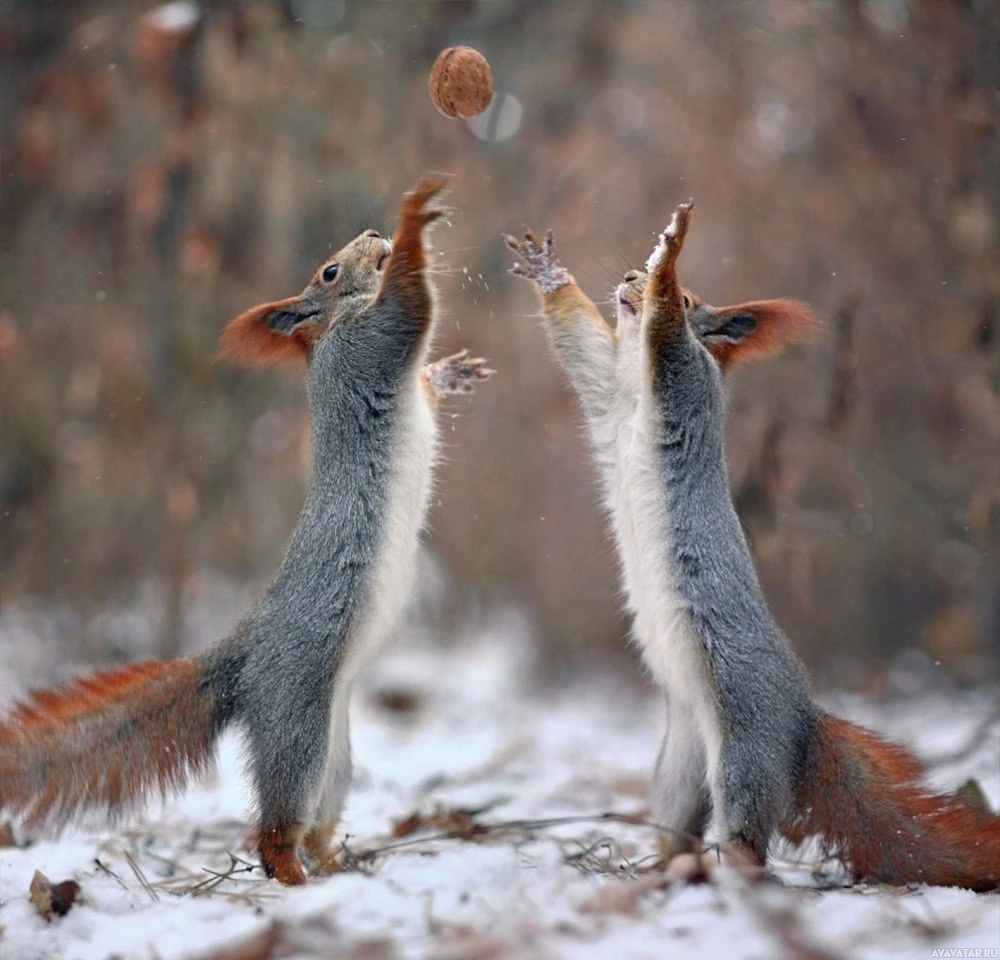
[505,213,1000,890]
[0,177,493,886]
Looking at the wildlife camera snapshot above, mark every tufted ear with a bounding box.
[703,299,819,372]
[217,296,323,368]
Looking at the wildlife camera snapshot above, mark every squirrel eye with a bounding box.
[322,263,339,283]
[682,293,693,311]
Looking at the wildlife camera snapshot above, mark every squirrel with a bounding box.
[0,177,493,886]
[504,216,1000,890]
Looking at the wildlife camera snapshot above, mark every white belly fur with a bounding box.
[610,348,721,780]
[339,377,438,686]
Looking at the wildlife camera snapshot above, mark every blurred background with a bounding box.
[1,0,997,692]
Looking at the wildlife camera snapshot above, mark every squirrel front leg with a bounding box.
[368,176,449,352]
[642,200,695,366]
[504,230,619,456]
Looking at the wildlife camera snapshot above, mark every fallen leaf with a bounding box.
[391,805,488,839]
[192,922,278,960]
[373,687,423,714]
[578,872,667,918]
[29,871,81,921]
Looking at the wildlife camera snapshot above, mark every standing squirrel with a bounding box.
[505,216,1000,890]
[0,178,492,886]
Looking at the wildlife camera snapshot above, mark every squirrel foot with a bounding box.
[302,822,343,876]
[657,830,705,863]
[720,839,777,885]
[258,825,308,885]
[504,229,573,294]
[424,349,495,397]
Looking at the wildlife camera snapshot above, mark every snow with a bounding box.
[645,208,683,272]
[644,235,668,274]
[1,613,998,960]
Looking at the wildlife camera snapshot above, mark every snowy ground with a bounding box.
[1,604,998,960]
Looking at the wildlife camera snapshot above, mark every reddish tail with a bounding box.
[783,712,1000,890]
[0,660,223,829]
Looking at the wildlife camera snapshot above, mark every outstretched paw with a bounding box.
[645,199,694,274]
[503,229,573,294]
[399,175,451,230]
[424,349,495,397]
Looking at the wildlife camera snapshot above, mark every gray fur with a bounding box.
[203,264,428,835]
[505,227,818,861]
[651,326,816,854]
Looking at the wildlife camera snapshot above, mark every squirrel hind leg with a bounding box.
[709,740,783,873]
[653,706,712,860]
[247,692,333,884]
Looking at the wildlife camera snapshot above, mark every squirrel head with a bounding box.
[615,270,817,371]
[218,228,392,367]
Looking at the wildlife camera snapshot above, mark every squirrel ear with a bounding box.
[218,296,321,367]
[704,299,818,371]
[701,311,758,345]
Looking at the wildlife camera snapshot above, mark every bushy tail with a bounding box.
[782,712,1000,891]
[0,660,225,828]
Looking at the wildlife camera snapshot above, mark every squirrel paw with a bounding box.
[399,176,451,230]
[645,199,694,274]
[260,848,308,885]
[657,830,704,863]
[503,229,573,294]
[424,349,495,397]
[302,824,343,877]
[257,825,308,885]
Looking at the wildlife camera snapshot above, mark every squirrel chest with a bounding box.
[616,391,714,708]
[338,380,439,685]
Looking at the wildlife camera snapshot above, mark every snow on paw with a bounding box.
[425,349,495,397]
[504,228,573,294]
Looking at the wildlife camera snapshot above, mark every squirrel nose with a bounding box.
[623,270,640,282]
[363,229,381,239]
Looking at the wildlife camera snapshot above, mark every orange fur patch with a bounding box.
[303,820,342,875]
[258,823,307,885]
[782,712,1000,890]
[710,299,819,371]
[218,296,321,368]
[378,177,447,299]
[4,661,185,733]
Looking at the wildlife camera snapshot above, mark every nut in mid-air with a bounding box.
[428,46,493,119]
